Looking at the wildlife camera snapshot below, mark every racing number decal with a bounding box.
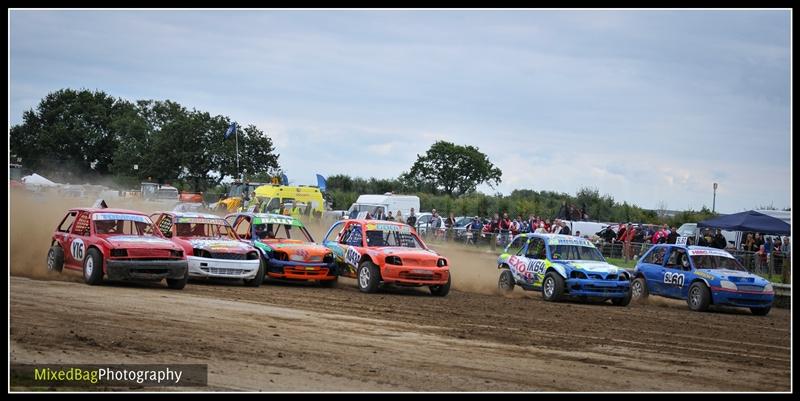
[71,239,85,261]
[509,256,543,282]
[663,272,685,287]
[345,247,360,268]
[527,260,546,275]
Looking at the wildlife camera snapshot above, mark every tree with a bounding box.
[400,141,502,197]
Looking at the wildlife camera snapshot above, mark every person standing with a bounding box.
[396,210,403,225]
[666,226,679,244]
[406,208,417,229]
[713,229,727,249]
[386,211,395,221]
[622,223,636,262]
[559,221,571,235]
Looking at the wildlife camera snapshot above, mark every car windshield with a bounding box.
[174,222,235,239]
[550,245,605,262]
[691,255,746,271]
[94,219,154,236]
[253,223,313,242]
[364,226,425,248]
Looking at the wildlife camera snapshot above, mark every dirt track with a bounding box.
[8,191,792,391]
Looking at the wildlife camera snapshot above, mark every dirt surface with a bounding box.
[9,191,792,391]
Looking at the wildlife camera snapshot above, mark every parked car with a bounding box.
[47,204,188,289]
[632,244,774,315]
[321,219,451,295]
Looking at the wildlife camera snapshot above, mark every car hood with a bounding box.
[696,269,768,284]
[257,239,330,255]
[103,235,179,249]
[187,239,253,253]
[558,260,622,274]
[378,247,440,258]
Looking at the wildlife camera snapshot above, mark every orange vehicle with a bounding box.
[179,192,204,203]
[225,212,337,286]
[321,219,451,296]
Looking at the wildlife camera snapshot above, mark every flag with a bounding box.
[281,174,289,186]
[224,122,237,140]
[316,174,327,192]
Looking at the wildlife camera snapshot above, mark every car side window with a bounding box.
[646,247,666,265]
[72,212,91,236]
[58,212,78,233]
[526,238,547,259]
[341,224,363,246]
[324,222,344,243]
[235,217,252,239]
[156,214,173,236]
[506,236,527,256]
[665,248,689,270]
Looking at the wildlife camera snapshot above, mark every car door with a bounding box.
[337,222,363,277]
[662,247,689,299]
[66,211,92,269]
[54,211,78,267]
[640,246,667,295]
[524,237,548,288]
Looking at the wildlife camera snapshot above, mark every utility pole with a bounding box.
[712,182,718,213]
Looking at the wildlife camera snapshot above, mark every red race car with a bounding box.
[47,204,189,289]
[322,219,451,296]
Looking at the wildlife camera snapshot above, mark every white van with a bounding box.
[564,220,611,238]
[677,223,739,249]
[347,193,420,220]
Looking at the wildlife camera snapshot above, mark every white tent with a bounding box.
[21,173,59,187]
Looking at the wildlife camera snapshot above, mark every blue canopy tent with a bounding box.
[697,210,791,236]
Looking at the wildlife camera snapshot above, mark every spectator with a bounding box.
[559,221,571,235]
[781,237,791,254]
[499,213,512,231]
[616,223,627,244]
[773,237,783,253]
[386,211,395,221]
[527,215,537,233]
[713,229,727,249]
[575,230,581,238]
[666,226,679,244]
[742,233,757,252]
[597,226,616,243]
[764,236,773,256]
[406,208,417,228]
[544,219,552,233]
[622,223,636,262]
[755,245,768,270]
[396,210,403,224]
[754,233,765,250]
[374,208,385,220]
[535,222,547,234]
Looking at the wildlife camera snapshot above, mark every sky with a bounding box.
[8,9,792,213]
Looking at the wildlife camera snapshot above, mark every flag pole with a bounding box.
[235,123,240,180]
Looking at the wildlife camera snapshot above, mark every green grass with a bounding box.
[605,257,637,270]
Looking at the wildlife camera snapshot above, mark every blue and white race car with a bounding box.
[496,233,631,305]
[631,244,774,315]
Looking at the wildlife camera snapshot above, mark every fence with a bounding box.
[412,224,791,284]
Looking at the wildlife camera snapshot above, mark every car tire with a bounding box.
[687,282,711,312]
[166,274,188,290]
[357,261,381,293]
[631,277,649,303]
[542,272,564,302]
[319,276,338,288]
[83,248,103,285]
[243,259,265,287]
[498,269,515,294]
[47,245,64,273]
[750,306,771,316]
[430,274,451,297]
[611,289,632,306]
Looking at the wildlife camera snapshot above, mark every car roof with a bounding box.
[70,208,147,215]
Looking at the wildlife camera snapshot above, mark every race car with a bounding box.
[46,204,188,289]
[496,233,631,305]
[632,244,774,315]
[225,212,337,286]
[150,211,263,286]
[321,219,451,296]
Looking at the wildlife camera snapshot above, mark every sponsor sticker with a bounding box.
[92,213,151,224]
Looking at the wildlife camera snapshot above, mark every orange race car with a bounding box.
[225,212,338,286]
[321,219,451,296]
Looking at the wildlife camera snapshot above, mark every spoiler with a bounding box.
[92,199,108,209]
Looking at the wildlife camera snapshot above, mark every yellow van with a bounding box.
[252,184,326,218]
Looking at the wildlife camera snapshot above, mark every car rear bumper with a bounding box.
[266,260,337,281]
[565,278,630,298]
[187,256,260,279]
[711,288,774,308]
[106,259,188,281]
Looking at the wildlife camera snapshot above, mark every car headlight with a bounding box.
[290,254,305,262]
[437,258,447,267]
[385,255,403,266]
[110,248,127,257]
[720,280,737,290]
[764,283,773,293]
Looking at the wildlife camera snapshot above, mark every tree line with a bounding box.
[10,88,281,191]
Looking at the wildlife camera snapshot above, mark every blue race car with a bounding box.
[496,233,631,305]
[631,244,774,315]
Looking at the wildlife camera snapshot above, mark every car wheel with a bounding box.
[687,282,711,312]
[611,289,632,306]
[542,272,564,302]
[498,269,515,294]
[83,248,103,285]
[47,246,64,273]
[430,274,451,297]
[357,261,381,293]
[750,306,771,316]
[243,259,265,287]
[166,274,188,290]
[631,277,649,302]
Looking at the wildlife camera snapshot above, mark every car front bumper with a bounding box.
[381,266,450,286]
[187,256,261,279]
[565,278,630,298]
[711,287,774,308]
[106,259,188,281]
[266,259,338,281]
